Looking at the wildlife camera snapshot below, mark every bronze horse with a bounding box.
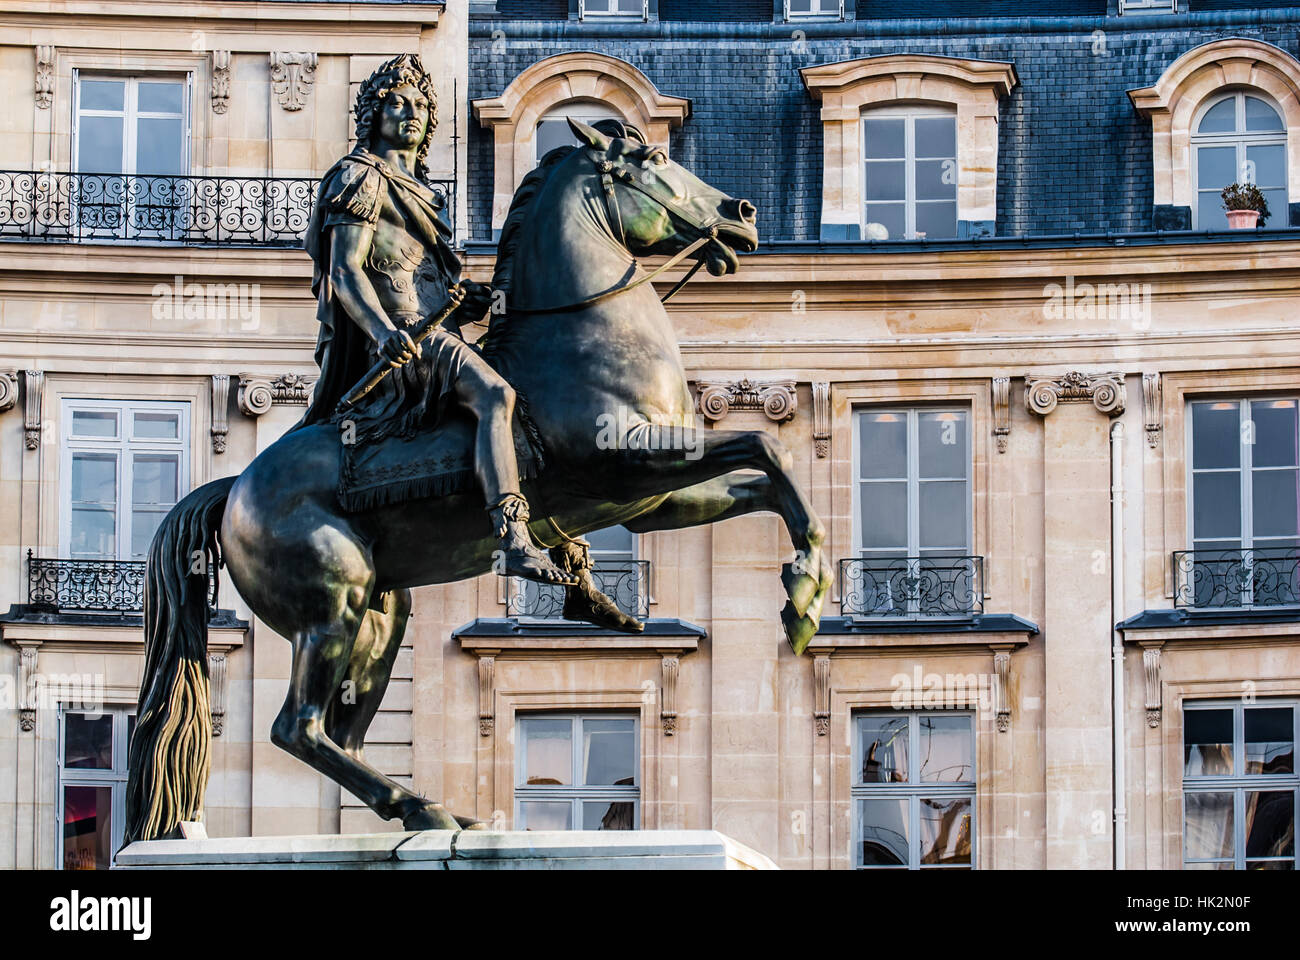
[124,119,830,843]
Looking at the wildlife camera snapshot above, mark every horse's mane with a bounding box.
[490,145,578,298]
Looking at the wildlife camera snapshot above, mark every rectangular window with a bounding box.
[1183,700,1297,869]
[59,705,135,870]
[1118,0,1176,13]
[515,713,639,830]
[863,108,957,240]
[512,525,645,620]
[62,399,189,560]
[1183,398,1300,607]
[786,0,843,18]
[579,0,647,18]
[853,712,975,869]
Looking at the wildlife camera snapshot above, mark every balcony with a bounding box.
[24,551,216,619]
[840,556,984,619]
[508,560,650,622]
[1173,548,1300,610]
[0,171,456,247]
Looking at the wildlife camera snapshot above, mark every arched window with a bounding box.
[534,100,622,164]
[1193,91,1288,230]
[863,105,958,240]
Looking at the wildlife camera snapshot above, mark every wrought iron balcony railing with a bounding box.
[840,555,984,618]
[1173,547,1300,610]
[0,170,456,247]
[25,551,215,617]
[508,561,650,622]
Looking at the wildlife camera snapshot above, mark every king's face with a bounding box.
[377,82,429,151]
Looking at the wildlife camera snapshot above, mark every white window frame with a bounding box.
[852,406,972,558]
[535,101,625,165]
[578,0,648,20]
[852,711,977,869]
[1190,91,1287,231]
[861,104,958,241]
[785,0,844,20]
[72,72,192,177]
[514,712,640,830]
[56,704,135,870]
[60,398,191,561]
[1182,699,1299,870]
[1118,0,1176,13]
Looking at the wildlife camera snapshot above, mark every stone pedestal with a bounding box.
[116,829,778,870]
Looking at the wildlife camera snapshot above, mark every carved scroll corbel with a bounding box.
[23,370,43,450]
[992,377,1010,453]
[660,653,679,735]
[35,45,54,109]
[814,653,831,736]
[477,652,497,736]
[17,644,38,732]
[0,372,17,414]
[1024,371,1126,418]
[1143,373,1162,448]
[211,51,231,115]
[991,646,1013,732]
[210,374,230,453]
[1141,642,1163,728]
[696,377,797,423]
[270,52,317,111]
[812,382,830,458]
[208,651,227,736]
[237,373,316,417]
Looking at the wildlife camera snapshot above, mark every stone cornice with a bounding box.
[801,53,1018,100]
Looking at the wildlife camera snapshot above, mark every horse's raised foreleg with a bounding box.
[607,432,829,652]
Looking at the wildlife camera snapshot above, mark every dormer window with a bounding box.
[580,0,647,19]
[786,0,843,19]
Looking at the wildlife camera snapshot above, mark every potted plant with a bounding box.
[1221,182,1270,229]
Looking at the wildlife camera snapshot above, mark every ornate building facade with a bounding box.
[3,0,1300,870]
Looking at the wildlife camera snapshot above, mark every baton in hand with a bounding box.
[336,283,468,411]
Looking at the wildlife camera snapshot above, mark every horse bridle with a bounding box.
[507,149,737,315]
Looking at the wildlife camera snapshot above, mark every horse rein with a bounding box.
[507,150,730,315]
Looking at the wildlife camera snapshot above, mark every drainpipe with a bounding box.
[1110,420,1126,870]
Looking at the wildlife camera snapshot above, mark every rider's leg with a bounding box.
[448,346,576,586]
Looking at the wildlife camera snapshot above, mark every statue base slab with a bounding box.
[116,829,778,870]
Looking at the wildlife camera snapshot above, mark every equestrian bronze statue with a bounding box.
[124,54,830,844]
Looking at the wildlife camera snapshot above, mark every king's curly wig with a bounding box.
[354,53,438,181]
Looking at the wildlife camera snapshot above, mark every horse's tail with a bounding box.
[123,476,236,845]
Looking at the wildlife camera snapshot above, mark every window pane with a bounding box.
[80,79,125,112]
[860,798,909,866]
[859,715,908,783]
[135,117,185,175]
[71,410,118,438]
[1185,792,1234,860]
[915,160,956,201]
[863,118,904,160]
[535,118,578,160]
[1245,707,1294,775]
[1244,790,1295,859]
[71,507,116,558]
[864,161,905,201]
[582,800,635,830]
[1198,191,1228,232]
[582,718,636,786]
[1192,402,1240,468]
[1198,98,1237,134]
[78,115,123,174]
[858,412,906,479]
[521,718,571,786]
[918,714,973,783]
[1197,145,1237,189]
[864,203,905,240]
[64,712,113,769]
[859,482,907,550]
[919,480,966,551]
[914,117,955,159]
[137,81,183,114]
[1262,188,1288,228]
[919,796,972,866]
[918,411,966,478]
[1184,709,1233,776]
[1252,470,1299,540]
[72,453,116,503]
[1246,144,1286,190]
[914,201,957,239]
[62,785,113,870]
[134,411,179,440]
[518,801,571,830]
[1245,96,1284,132]
[132,454,178,507]
[1192,473,1241,542]
[1251,400,1298,467]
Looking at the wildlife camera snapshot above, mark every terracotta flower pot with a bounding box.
[1225,209,1261,230]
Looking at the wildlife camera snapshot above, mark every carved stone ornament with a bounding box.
[211,51,231,115]
[237,373,317,417]
[208,652,227,737]
[992,377,1011,453]
[270,52,317,111]
[660,654,679,735]
[477,653,496,737]
[814,653,831,736]
[696,377,797,423]
[210,374,230,454]
[18,645,38,732]
[0,372,17,414]
[1024,371,1125,417]
[1143,373,1162,449]
[23,370,43,450]
[811,381,831,458]
[35,45,54,109]
[1142,644,1162,728]
[993,648,1012,732]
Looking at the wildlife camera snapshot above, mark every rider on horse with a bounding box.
[299,53,575,590]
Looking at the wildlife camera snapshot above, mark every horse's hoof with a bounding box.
[782,560,819,619]
[781,601,818,656]
[402,802,461,831]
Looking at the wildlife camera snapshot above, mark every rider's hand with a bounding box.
[459,280,493,319]
[378,327,420,367]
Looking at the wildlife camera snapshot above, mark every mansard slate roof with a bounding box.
[467,4,1300,243]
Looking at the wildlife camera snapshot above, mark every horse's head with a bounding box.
[568,118,759,277]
